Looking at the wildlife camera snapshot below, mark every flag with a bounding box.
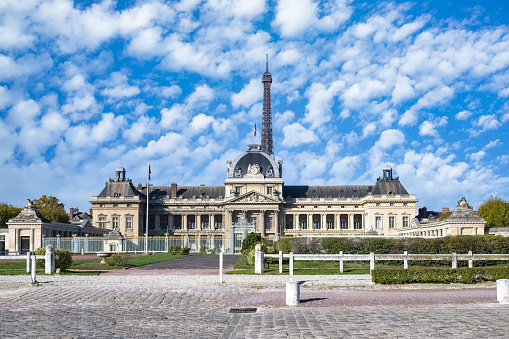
[148,163,151,181]
[254,123,257,137]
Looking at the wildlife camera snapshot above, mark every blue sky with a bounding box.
[1,0,508,212]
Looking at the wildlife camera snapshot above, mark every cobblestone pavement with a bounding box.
[1,283,508,338]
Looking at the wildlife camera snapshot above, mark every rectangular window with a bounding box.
[113,203,118,207]
[340,221,347,229]
[313,221,320,229]
[327,221,333,229]
[266,217,272,230]
[112,217,119,229]
[235,186,241,195]
[403,216,409,227]
[390,203,394,207]
[299,222,306,229]
[376,203,381,206]
[266,187,272,195]
[375,216,382,229]
[403,203,408,206]
[126,216,132,230]
[389,216,395,229]
[98,216,107,228]
[175,216,182,229]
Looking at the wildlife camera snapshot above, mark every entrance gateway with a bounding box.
[228,211,255,254]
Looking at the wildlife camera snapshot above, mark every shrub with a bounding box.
[104,253,130,267]
[199,246,207,254]
[241,232,267,256]
[371,266,509,284]
[168,246,190,255]
[35,248,73,271]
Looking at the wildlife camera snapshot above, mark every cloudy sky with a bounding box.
[1,0,508,212]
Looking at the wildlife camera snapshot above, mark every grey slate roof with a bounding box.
[98,181,142,197]
[371,180,409,195]
[283,185,374,198]
[141,186,225,199]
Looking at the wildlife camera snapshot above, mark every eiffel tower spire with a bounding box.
[261,54,273,156]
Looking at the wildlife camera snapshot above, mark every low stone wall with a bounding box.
[486,227,509,237]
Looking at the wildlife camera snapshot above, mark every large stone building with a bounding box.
[90,63,419,253]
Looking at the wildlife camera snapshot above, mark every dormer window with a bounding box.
[266,187,273,195]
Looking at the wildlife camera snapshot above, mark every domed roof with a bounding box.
[228,144,281,178]
[116,165,125,172]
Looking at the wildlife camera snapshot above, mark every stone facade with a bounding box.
[399,197,485,237]
[1,199,109,254]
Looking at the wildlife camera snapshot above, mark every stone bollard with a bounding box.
[219,252,224,283]
[255,244,264,274]
[286,280,300,306]
[45,245,55,274]
[497,279,509,304]
[31,251,37,285]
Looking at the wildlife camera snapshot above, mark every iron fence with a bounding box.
[41,235,225,254]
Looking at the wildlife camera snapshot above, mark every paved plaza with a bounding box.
[0,277,508,338]
[1,255,508,338]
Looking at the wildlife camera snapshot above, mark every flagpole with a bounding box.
[145,162,149,254]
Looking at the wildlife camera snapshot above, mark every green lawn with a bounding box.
[229,258,371,275]
[0,253,185,275]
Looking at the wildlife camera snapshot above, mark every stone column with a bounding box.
[183,214,188,230]
[196,214,202,230]
[321,214,326,230]
[260,211,265,237]
[308,214,313,230]
[30,228,35,251]
[210,214,215,230]
[349,214,354,230]
[155,215,160,230]
[294,214,299,229]
[335,214,339,229]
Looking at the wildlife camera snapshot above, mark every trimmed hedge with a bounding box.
[35,247,73,271]
[275,235,509,255]
[371,266,509,284]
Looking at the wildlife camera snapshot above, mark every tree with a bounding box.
[33,195,70,223]
[0,203,21,228]
[439,211,452,221]
[477,196,509,227]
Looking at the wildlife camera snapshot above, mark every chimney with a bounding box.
[171,183,178,198]
[137,183,143,191]
[442,207,450,214]
[69,207,75,219]
[89,208,93,218]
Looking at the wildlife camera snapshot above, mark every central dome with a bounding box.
[227,144,281,178]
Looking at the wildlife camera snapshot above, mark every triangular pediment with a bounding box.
[227,191,280,204]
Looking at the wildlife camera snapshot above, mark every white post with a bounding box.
[45,245,55,274]
[497,279,509,304]
[279,251,283,274]
[452,252,457,269]
[255,244,264,274]
[289,252,294,277]
[145,162,150,254]
[286,280,300,306]
[31,251,37,285]
[404,251,408,269]
[370,252,375,271]
[468,250,473,268]
[219,252,224,283]
[339,251,343,273]
[26,252,31,273]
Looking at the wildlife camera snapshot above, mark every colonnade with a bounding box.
[285,213,364,230]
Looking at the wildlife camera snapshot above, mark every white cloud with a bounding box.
[190,113,215,134]
[274,110,295,131]
[160,85,182,99]
[419,117,448,137]
[468,150,486,163]
[281,123,319,147]
[330,155,360,182]
[123,116,158,143]
[483,139,500,150]
[100,72,140,99]
[472,114,501,134]
[231,78,262,108]
[7,99,40,128]
[455,110,472,120]
[362,123,377,138]
[374,129,405,150]
[303,81,344,129]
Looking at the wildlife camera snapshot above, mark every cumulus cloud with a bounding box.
[231,78,262,108]
[302,81,344,129]
[281,123,319,147]
[100,72,140,100]
[374,129,405,150]
[471,114,501,135]
[455,110,472,120]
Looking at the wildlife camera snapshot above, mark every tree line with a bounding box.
[0,195,70,228]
